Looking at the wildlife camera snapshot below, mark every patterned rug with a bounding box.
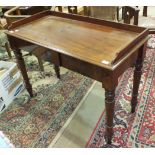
[86,47,155,148]
[147,34,155,49]
[0,48,93,147]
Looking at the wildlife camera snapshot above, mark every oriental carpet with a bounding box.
[86,47,155,148]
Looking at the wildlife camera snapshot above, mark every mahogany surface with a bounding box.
[6,11,148,66]
[6,11,149,146]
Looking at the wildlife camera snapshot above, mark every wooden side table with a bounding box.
[6,11,149,145]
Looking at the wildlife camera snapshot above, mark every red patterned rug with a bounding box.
[86,47,155,148]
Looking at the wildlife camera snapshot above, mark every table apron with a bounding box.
[7,35,143,86]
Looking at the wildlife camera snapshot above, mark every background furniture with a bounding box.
[4,6,51,28]
[1,6,50,16]
[0,17,12,59]
[0,30,12,59]
[86,6,118,21]
[143,6,147,17]
[123,6,155,34]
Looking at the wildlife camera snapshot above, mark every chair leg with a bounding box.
[143,6,147,17]
[5,42,12,59]
[36,56,44,71]
[117,7,119,21]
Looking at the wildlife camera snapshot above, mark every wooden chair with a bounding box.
[4,6,51,71]
[0,18,12,59]
[123,6,155,34]
[86,6,118,21]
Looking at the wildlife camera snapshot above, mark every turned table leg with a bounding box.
[14,49,33,97]
[104,89,115,144]
[50,50,61,79]
[37,56,44,72]
[131,45,145,113]
[54,64,60,79]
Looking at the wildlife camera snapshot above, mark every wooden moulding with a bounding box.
[6,10,149,70]
[7,10,147,32]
